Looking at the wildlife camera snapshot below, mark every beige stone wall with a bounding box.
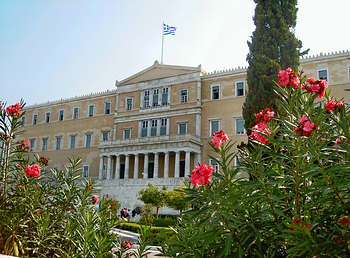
[19,94,115,178]
[118,91,141,114]
[116,121,139,140]
[169,114,197,136]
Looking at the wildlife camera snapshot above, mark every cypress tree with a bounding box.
[242,0,307,132]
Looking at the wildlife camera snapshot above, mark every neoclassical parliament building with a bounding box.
[18,50,350,208]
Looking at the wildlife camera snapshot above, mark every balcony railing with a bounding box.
[100,134,200,147]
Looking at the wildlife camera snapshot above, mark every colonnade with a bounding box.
[98,150,200,180]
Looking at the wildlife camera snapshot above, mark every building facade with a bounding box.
[18,50,350,209]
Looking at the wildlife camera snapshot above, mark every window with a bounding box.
[70,135,76,149]
[160,118,167,136]
[73,107,79,119]
[124,129,131,139]
[153,89,159,106]
[235,118,245,135]
[104,102,111,114]
[56,136,62,150]
[211,85,220,100]
[179,123,187,134]
[210,120,220,136]
[42,137,48,151]
[102,131,109,141]
[85,134,92,147]
[318,69,328,81]
[143,90,150,108]
[151,120,157,136]
[21,116,26,126]
[210,159,219,172]
[58,109,64,121]
[162,88,168,105]
[235,81,245,96]
[32,114,38,125]
[30,139,35,152]
[83,165,89,178]
[88,105,94,117]
[126,98,133,111]
[181,89,188,103]
[45,112,51,123]
[141,121,148,137]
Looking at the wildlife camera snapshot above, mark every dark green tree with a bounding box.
[242,0,307,131]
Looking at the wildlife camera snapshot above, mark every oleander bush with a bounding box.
[0,101,128,257]
[163,69,350,257]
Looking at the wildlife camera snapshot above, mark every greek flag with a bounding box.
[163,23,176,35]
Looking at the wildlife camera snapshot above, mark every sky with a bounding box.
[1,0,349,106]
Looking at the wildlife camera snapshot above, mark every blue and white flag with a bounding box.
[163,23,176,35]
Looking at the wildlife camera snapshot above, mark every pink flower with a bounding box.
[6,103,22,117]
[249,122,271,144]
[211,130,229,148]
[295,115,318,137]
[249,131,269,144]
[92,195,99,205]
[337,101,344,109]
[303,78,328,98]
[339,217,350,226]
[211,136,223,148]
[191,164,214,188]
[25,164,41,178]
[290,75,300,89]
[122,240,132,249]
[277,68,301,89]
[278,69,290,86]
[256,108,275,123]
[326,100,336,113]
[299,114,309,124]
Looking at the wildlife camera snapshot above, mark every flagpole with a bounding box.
[161,22,164,64]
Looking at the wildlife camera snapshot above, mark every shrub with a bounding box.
[0,100,128,257]
[162,69,350,257]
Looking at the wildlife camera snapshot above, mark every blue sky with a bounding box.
[1,0,349,106]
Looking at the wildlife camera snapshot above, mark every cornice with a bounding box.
[24,89,117,110]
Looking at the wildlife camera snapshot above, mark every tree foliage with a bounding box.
[163,72,350,257]
[242,0,306,131]
[166,185,191,215]
[138,184,168,219]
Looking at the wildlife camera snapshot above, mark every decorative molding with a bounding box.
[114,107,201,123]
[24,89,117,110]
[116,72,201,93]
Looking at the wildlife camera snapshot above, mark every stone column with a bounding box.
[115,94,119,114]
[154,152,159,178]
[185,151,191,177]
[156,119,161,136]
[147,121,151,137]
[175,151,180,178]
[106,155,112,180]
[196,80,201,104]
[113,124,117,141]
[138,121,142,138]
[134,153,139,179]
[166,118,170,135]
[194,152,201,166]
[98,156,104,180]
[115,155,120,180]
[125,154,130,179]
[164,152,169,178]
[196,114,201,137]
[143,153,149,178]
